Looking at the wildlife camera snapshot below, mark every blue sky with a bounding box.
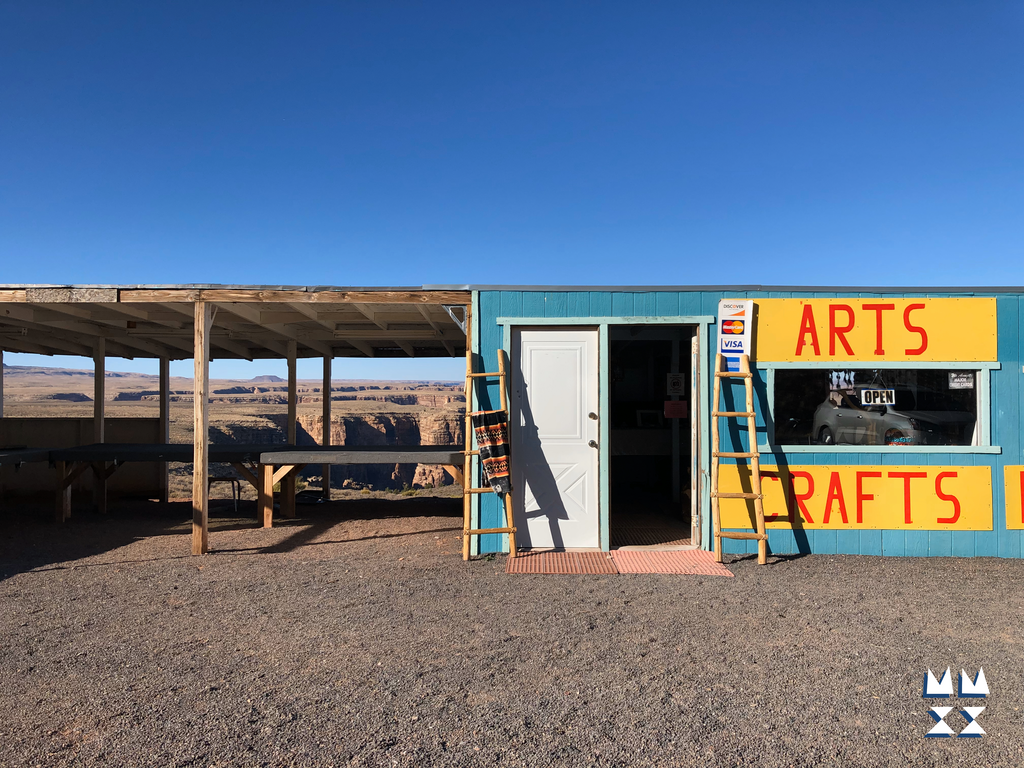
[1,2,1021,379]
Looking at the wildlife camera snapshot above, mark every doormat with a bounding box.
[610,549,734,577]
[505,551,618,575]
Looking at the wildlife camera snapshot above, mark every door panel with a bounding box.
[512,329,599,548]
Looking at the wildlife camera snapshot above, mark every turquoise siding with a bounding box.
[475,289,1024,558]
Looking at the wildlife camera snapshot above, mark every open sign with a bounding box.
[861,388,895,406]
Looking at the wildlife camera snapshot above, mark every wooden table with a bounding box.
[256,446,464,526]
[48,443,292,522]
[0,447,51,467]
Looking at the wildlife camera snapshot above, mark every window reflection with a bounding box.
[774,369,978,447]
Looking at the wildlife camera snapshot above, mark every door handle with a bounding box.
[588,440,599,449]
[588,412,599,420]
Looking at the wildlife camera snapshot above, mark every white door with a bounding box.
[511,328,600,548]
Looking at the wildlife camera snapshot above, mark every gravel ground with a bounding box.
[2,498,1024,767]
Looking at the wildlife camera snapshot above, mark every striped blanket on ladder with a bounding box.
[470,409,511,496]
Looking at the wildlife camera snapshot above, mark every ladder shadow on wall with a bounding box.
[724,366,811,557]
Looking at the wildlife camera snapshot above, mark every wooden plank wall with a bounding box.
[477,289,1024,558]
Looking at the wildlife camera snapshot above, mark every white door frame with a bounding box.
[496,315,715,551]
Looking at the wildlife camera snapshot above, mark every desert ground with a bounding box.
[1,497,1023,768]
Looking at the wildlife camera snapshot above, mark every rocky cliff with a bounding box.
[208,409,465,490]
[295,411,464,489]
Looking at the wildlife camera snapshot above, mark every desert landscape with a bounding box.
[1,364,466,501]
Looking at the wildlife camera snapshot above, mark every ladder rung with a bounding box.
[713,451,759,458]
[716,371,752,378]
[467,371,503,378]
[711,491,763,499]
[465,487,497,494]
[464,449,479,456]
[713,411,755,417]
[464,527,516,535]
[718,531,768,541]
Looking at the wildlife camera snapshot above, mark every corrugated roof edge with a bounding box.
[0,285,432,291]
[424,284,1024,293]
[2,283,1021,293]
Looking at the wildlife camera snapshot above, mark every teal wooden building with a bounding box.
[457,286,1024,559]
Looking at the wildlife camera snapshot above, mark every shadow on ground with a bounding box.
[0,495,462,581]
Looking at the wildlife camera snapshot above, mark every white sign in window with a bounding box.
[860,389,895,406]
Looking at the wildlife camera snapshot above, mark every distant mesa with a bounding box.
[44,392,93,402]
[250,375,285,383]
[2,364,140,378]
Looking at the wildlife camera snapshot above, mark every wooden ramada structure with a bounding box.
[0,285,470,554]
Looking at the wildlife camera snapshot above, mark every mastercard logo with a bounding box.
[722,320,745,334]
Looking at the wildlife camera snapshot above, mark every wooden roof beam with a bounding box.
[333,329,458,341]
[286,303,337,332]
[100,333,185,360]
[353,304,388,330]
[118,289,470,305]
[215,302,334,357]
[100,303,185,330]
[347,339,375,357]
[416,305,457,356]
[394,340,415,357]
[0,332,94,357]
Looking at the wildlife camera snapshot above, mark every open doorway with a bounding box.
[608,325,696,548]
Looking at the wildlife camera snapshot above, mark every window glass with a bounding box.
[773,369,978,447]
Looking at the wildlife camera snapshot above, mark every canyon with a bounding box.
[1,364,466,495]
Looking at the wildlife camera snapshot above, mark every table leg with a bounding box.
[258,463,274,528]
[92,462,108,515]
[281,471,296,519]
[55,461,72,523]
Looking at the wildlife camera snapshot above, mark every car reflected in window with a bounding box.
[773,369,979,447]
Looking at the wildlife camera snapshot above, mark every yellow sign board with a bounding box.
[719,465,992,531]
[1005,467,1024,530]
[753,298,997,362]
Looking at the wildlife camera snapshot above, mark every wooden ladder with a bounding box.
[710,353,768,565]
[462,346,518,561]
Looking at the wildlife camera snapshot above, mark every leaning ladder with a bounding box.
[710,353,768,565]
[462,346,518,561]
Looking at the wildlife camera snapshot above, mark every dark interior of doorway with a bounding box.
[608,325,694,548]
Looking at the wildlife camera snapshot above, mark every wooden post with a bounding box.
[283,341,297,517]
[711,353,722,563]
[321,355,331,501]
[287,342,297,444]
[462,303,473,560]
[742,355,768,566]
[93,338,106,513]
[93,339,105,443]
[0,349,4,418]
[258,463,274,527]
[192,301,213,555]
[158,356,170,504]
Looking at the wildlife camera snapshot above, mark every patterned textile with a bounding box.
[471,409,511,496]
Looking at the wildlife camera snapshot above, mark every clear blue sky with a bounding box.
[2,2,1021,379]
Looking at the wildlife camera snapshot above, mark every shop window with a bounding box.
[773,368,979,447]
